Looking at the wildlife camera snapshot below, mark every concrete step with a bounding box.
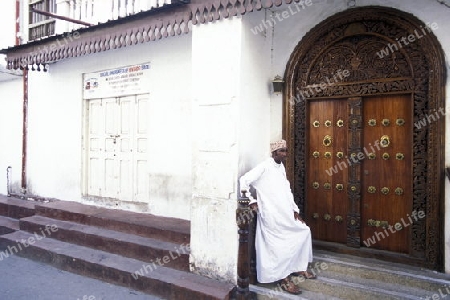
[294,250,450,300]
[249,282,341,300]
[20,215,190,272]
[0,195,35,219]
[248,249,450,299]
[0,216,19,235]
[0,230,234,300]
[313,250,450,292]
[34,200,189,244]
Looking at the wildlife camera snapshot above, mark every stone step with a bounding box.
[35,200,190,244]
[312,250,450,292]
[295,250,450,300]
[0,216,19,235]
[249,249,450,299]
[0,230,234,300]
[0,195,35,219]
[297,274,427,300]
[249,282,341,300]
[19,215,190,272]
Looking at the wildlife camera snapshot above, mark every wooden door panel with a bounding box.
[306,99,348,243]
[361,95,412,253]
[306,95,412,253]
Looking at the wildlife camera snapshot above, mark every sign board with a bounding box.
[83,63,150,99]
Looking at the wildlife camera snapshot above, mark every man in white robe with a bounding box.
[239,139,315,294]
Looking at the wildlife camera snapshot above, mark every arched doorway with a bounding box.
[283,6,445,270]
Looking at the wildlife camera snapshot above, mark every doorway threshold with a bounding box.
[313,240,430,270]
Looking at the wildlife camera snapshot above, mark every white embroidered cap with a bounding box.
[270,139,287,152]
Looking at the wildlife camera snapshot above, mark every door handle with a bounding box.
[367,219,389,228]
[380,135,390,147]
[323,135,332,147]
[109,134,120,144]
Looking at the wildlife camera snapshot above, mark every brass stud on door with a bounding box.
[396,118,405,126]
[325,120,332,127]
[313,213,319,219]
[382,152,390,160]
[312,182,320,189]
[336,151,344,159]
[312,151,320,158]
[335,215,343,222]
[381,187,390,195]
[368,186,376,193]
[368,153,376,160]
[368,119,376,126]
[396,153,405,160]
[324,183,331,190]
[336,184,344,191]
[313,120,320,127]
[336,119,344,127]
[395,187,404,195]
[324,152,332,159]
[323,214,331,221]
[382,119,390,126]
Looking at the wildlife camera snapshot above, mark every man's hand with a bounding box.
[294,212,305,223]
[249,203,258,211]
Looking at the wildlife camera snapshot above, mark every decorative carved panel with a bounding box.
[284,7,445,270]
[347,97,362,248]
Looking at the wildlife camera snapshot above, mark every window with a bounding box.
[28,0,57,41]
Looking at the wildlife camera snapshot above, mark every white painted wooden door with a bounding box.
[86,95,148,202]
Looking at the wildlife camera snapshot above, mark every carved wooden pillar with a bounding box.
[236,191,256,300]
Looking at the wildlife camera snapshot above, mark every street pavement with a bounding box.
[0,254,163,300]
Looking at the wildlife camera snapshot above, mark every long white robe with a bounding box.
[240,157,313,283]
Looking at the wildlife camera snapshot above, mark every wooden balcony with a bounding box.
[68,0,173,28]
[28,0,172,41]
[28,19,56,41]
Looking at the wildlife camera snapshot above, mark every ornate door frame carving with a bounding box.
[283,6,446,270]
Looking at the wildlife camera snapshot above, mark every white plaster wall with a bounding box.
[0,1,23,196]
[259,0,450,272]
[239,10,274,178]
[0,79,24,195]
[190,18,243,282]
[24,33,192,220]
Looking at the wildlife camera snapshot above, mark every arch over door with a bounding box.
[283,6,445,270]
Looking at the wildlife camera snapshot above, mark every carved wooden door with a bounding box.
[306,99,348,244]
[287,6,445,268]
[305,95,412,252]
[361,94,412,253]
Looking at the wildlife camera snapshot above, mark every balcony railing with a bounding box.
[67,0,173,31]
[29,0,57,41]
[28,0,172,41]
[29,19,56,41]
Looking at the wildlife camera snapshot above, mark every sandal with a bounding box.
[291,271,317,279]
[279,278,302,295]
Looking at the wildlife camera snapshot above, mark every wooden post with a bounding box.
[236,190,255,299]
